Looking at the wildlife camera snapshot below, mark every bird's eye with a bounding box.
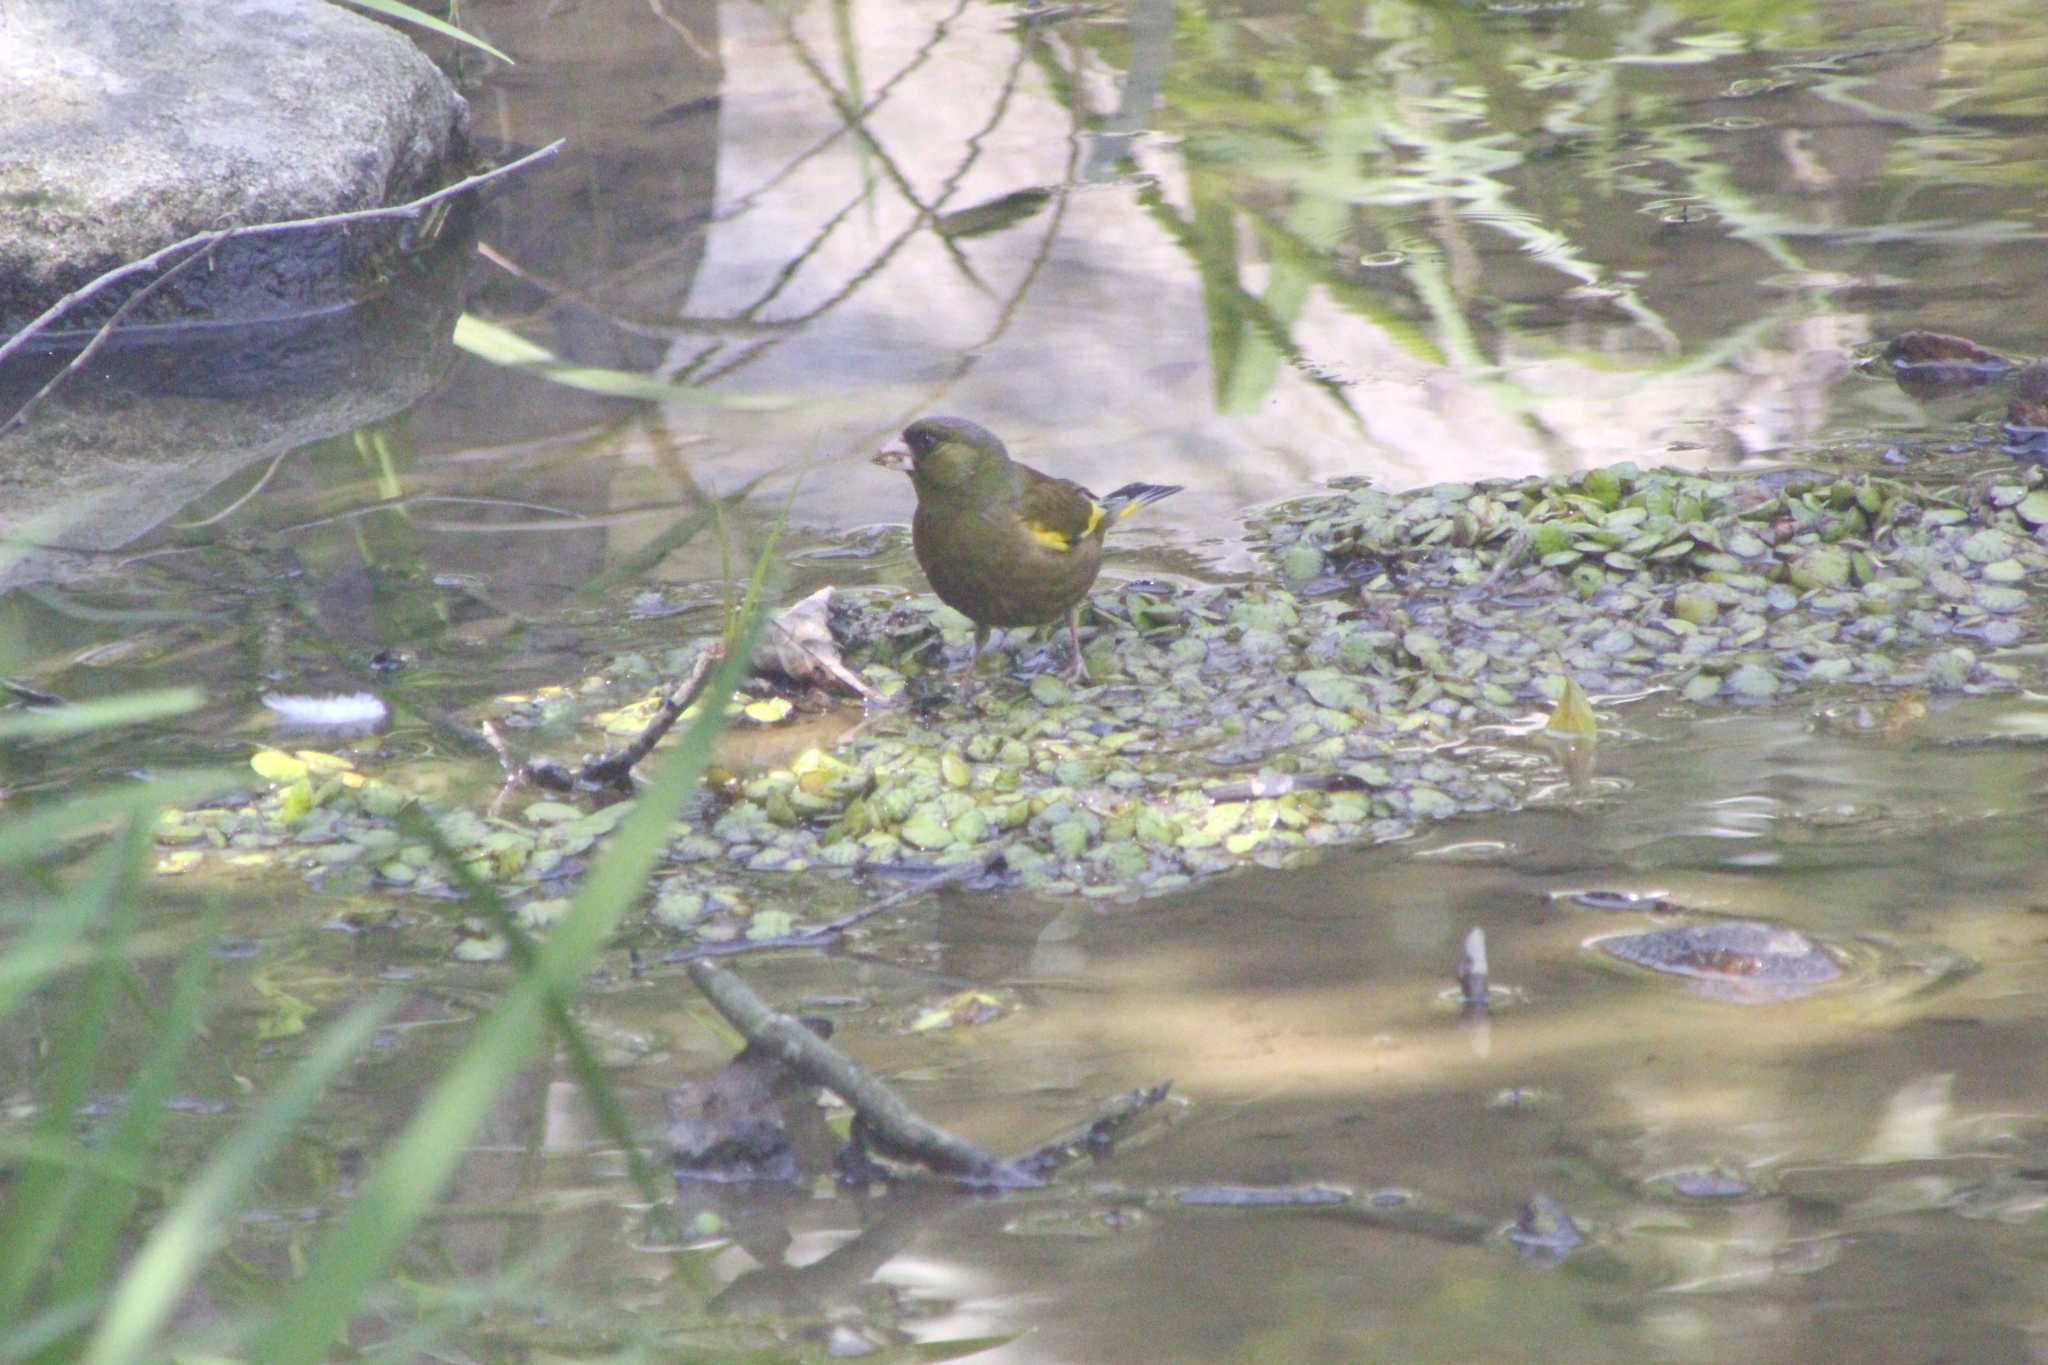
[906,429,932,458]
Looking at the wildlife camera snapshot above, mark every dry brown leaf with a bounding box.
[753,587,882,701]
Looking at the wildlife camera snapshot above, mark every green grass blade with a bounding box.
[0,902,109,1025]
[0,1296,104,1363]
[0,928,195,1020]
[0,819,150,1323]
[574,484,768,600]
[79,994,400,1365]
[245,618,765,1363]
[0,688,203,742]
[0,1137,154,1192]
[343,1249,570,1364]
[0,773,236,869]
[333,0,515,63]
[397,807,679,1233]
[728,474,800,649]
[46,905,222,1314]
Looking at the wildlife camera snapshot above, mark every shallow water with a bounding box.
[7,0,2048,1359]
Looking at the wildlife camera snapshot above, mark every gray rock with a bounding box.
[0,0,469,334]
[0,0,474,588]
[0,269,462,590]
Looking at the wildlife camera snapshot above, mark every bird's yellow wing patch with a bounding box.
[1023,499,1103,552]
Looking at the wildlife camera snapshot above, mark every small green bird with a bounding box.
[873,416,1181,698]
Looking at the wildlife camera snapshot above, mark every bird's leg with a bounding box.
[959,624,989,701]
[1062,607,1091,684]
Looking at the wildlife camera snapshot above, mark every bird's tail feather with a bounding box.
[1101,482,1183,520]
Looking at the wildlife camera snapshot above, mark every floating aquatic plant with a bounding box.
[165,460,2047,930]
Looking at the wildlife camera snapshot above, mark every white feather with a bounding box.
[261,692,389,730]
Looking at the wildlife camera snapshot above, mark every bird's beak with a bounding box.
[871,438,911,472]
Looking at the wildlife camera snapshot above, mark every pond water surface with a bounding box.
[7,0,2048,1359]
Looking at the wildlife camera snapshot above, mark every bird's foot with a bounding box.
[1063,613,1092,685]
[956,629,992,703]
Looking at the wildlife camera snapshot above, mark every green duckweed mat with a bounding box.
[159,460,2048,939]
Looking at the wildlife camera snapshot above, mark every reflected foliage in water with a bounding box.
[7,0,2048,1360]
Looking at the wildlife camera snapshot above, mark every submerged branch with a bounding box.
[684,956,1176,1189]
[685,956,1034,1187]
[520,644,724,792]
[1010,1081,1174,1181]
[666,851,997,961]
[1177,1185,1496,1245]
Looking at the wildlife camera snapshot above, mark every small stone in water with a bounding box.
[1506,1194,1584,1263]
[1596,920,1843,1001]
[1664,1169,1753,1199]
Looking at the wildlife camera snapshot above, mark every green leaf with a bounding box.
[453,315,788,409]
[1544,675,1597,738]
[934,187,1055,239]
[250,749,309,783]
[746,909,796,940]
[1030,673,1072,706]
[911,1329,1028,1361]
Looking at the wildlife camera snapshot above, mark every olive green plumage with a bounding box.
[873,416,1180,697]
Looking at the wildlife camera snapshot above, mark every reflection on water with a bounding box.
[8,0,2048,1360]
[438,0,2048,533]
[19,0,2047,598]
[16,678,2041,1362]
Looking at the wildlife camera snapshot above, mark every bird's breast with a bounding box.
[912,504,1104,627]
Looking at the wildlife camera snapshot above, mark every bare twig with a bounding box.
[475,241,795,340]
[0,138,566,395]
[0,246,216,435]
[1173,1185,1494,1244]
[665,852,998,961]
[645,0,718,66]
[3,678,65,707]
[1011,1082,1174,1180]
[1457,926,1489,1011]
[686,956,1036,1187]
[478,718,525,778]
[168,445,298,529]
[569,644,724,790]
[712,0,970,223]
[486,646,729,797]
[275,495,686,538]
